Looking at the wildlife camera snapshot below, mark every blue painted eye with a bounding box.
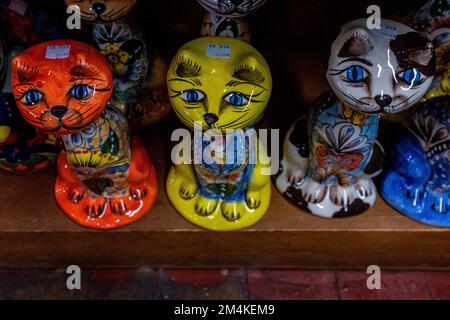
[346,65,366,82]
[70,84,91,100]
[224,92,249,107]
[21,90,43,106]
[401,68,421,85]
[180,90,205,103]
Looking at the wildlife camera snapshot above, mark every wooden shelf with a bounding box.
[1,48,450,269]
[2,120,450,269]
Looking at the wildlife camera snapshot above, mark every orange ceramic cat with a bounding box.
[11,40,157,229]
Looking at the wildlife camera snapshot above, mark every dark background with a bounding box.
[35,0,424,51]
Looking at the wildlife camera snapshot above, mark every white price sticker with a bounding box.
[9,0,28,16]
[45,45,71,59]
[206,44,231,59]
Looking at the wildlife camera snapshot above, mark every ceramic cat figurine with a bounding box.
[0,44,59,173]
[381,5,450,226]
[406,0,449,32]
[65,0,170,128]
[197,0,267,43]
[275,18,436,218]
[167,37,272,231]
[11,40,157,229]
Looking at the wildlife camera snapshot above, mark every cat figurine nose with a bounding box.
[374,95,393,108]
[50,106,68,119]
[203,113,219,126]
[92,2,107,14]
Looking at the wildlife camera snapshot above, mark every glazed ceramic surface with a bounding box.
[381,3,450,226]
[197,0,267,18]
[407,0,449,31]
[11,40,157,229]
[197,0,267,43]
[0,45,59,173]
[166,37,272,231]
[275,18,436,218]
[382,97,450,226]
[65,0,170,128]
[200,11,252,43]
[0,0,61,46]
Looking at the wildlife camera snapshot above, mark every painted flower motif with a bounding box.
[93,24,130,47]
[410,114,449,152]
[313,123,371,171]
[93,22,147,93]
[316,123,370,154]
[65,148,119,169]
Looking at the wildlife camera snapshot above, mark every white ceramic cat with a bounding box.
[275,18,436,218]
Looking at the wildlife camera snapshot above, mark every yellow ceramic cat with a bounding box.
[167,37,272,231]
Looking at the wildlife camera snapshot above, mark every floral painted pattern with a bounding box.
[62,107,130,196]
[92,18,150,103]
[193,128,254,202]
[381,97,450,226]
[309,92,380,186]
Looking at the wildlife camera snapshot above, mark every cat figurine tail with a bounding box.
[11,39,157,229]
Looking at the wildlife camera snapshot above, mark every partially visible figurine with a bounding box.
[406,0,449,32]
[0,43,59,173]
[404,0,450,100]
[381,7,450,226]
[275,18,436,218]
[11,40,157,229]
[65,0,170,128]
[167,37,272,231]
[197,0,267,43]
[0,0,62,46]
[382,97,450,226]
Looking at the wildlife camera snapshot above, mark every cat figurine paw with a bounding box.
[11,40,157,229]
[65,0,171,128]
[166,37,272,231]
[275,18,436,218]
[197,0,267,43]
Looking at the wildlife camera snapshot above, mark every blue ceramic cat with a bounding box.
[382,97,450,226]
[381,12,450,226]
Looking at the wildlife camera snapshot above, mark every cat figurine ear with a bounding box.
[197,0,267,43]
[11,40,157,229]
[275,18,436,218]
[167,37,272,231]
[64,0,170,128]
